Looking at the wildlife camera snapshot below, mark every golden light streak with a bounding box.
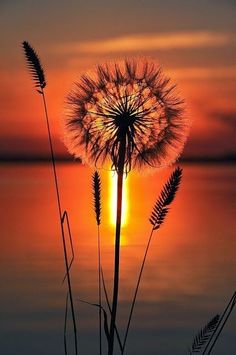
[53,31,231,54]
[109,172,129,228]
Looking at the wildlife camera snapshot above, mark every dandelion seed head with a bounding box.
[64,58,189,173]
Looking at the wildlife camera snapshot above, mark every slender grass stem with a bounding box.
[41,90,78,355]
[64,292,69,355]
[41,91,62,215]
[203,291,236,355]
[92,171,102,354]
[97,225,102,355]
[122,228,154,354]
[62,211,75,284]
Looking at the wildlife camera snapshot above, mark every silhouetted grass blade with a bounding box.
[149,166,182,230]
[189,314,220,354]
[61,211,75,284]
[22,41,46,90]
[79,299,110,343]
[101,306,110,343]
[92,171,101,225]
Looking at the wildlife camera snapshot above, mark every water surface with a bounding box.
[0,163,235,354]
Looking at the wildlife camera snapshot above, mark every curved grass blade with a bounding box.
[61,211,75,284]
[79,299,110,344]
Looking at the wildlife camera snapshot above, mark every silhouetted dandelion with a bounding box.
[64,59,189,173]
[63,58,189,355]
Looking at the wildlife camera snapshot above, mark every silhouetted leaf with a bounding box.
[79,299,110,343]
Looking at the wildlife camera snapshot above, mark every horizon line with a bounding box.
[1,154,236,164]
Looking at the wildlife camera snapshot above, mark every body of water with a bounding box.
[0,163,235,355]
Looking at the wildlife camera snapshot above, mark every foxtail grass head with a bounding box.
[149,167,182,230]
[64,59,189,173]
[92,171,101,226]
[22,41,46,91]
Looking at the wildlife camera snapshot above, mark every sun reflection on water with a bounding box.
[109,172,129,244]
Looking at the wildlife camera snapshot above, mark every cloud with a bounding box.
[168,66,236,79]
[54,31,232,54]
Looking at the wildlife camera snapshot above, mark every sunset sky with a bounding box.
[1,0,236,159]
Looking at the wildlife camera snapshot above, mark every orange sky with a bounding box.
[0,0,236,159]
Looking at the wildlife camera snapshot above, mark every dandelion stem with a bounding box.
[101,268,123,352]
[42,91,78,355]
[122,228,154,354]
[109,142,126,355]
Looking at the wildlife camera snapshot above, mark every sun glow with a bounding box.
[109,172,129,228]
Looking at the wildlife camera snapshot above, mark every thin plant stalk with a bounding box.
[61,210,75,284]
[122,228,154,354]
[22,41,78,354]
[64,292,69,355]
[41,90,78,355]
[97,225,102,355]
[109,144,126,355]
[93,171,102,354]
[203,291,236,355]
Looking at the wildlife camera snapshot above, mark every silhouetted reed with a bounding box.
[22,41,78,355]
[92,171,102,354]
